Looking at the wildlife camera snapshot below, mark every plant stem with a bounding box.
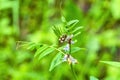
[70,64,78,80]
[69,39,71,54]
[69,39,78,80]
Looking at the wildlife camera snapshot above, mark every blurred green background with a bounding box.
[0,0,120,80]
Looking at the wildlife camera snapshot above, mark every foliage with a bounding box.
[17,17,83,72]
[0,0,120,80]
[100,61,120,68]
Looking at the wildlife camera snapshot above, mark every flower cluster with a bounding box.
[59,34,74,44]
[59,34,78,64]
[62,54,78,64]
[59,34,67,43]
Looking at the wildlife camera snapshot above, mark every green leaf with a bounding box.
[90,76,99,80]
[16,41,34,49]
[61,16,66,23]
[100,61,120,68]
[52,26,61,37]
[71,47,86,53]
[71,47,81,53]
[74,32,81,37]
[72,26,83,34]
[66,20,79,27]
[38,48,55,60]
[64,19,83,35]
[27,43,37,50]
[34,45,48,58]
[52,25,66,38]
[49,53,63,71]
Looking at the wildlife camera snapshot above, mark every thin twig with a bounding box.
[69,38,78,80]
[70,64,77,80]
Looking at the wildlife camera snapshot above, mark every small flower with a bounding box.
[62,54,78,64]
[65,34,74,44]
[62,54,68,61]
[65,34,73,41]
[59,34,74,44]
[68,55,78,64]
[59,34,67,43]
[71,41,75,44]
[63,44,70,52]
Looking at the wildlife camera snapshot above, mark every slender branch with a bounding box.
[70,64,77,80]
[49,46,65,55]
[69,43,71,54]
[69,39,71,54]
[68,38,78,80]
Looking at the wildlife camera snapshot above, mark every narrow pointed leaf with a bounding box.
[34,45,48,58]
[71,47,86,53]
[52,26,64,37]
[100,61,120,68]
[74,32,81,37]
[66,20,79,27]
[59,26,66,35]
[52,26,60,37]
[72,26,83,33]
[49,53,63,71]
[27,43,37,50]
[38,48,55,60]
[71,47,81,53]
[16,41,31,49]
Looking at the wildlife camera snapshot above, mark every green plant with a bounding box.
[100,61,120,68]
[17,16,84,80]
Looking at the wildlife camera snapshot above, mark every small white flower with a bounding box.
[65,34,73,42]
[63,44,70,51]
[62,54,78,64]
[71,41,74,44]
[62,54,68,61]
[69,55,78,64]
[60,41,64,43]
[61,38,65,40]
